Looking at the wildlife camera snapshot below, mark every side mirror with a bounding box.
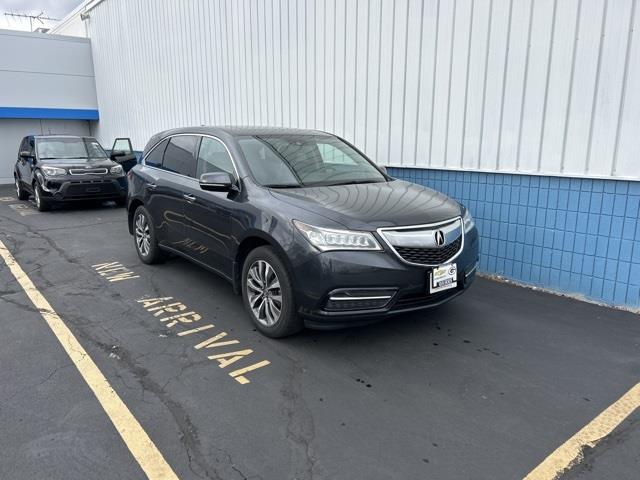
[19,150,31,159]
[379,165,388,174]
[199,172,235,192]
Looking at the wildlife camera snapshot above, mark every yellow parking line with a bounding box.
[0,240,178,480]
[524,382,640,480]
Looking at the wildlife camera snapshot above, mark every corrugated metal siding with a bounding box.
[83,0,639,180]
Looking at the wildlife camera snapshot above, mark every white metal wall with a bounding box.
[55,0,640,180]
[0,29,97,110]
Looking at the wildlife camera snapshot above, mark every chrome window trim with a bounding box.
[69,168,108,175]
[377,216,465,268]
[142,133,241,190]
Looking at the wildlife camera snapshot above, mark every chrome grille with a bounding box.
[378,217,464,266]
[69,168,108,175]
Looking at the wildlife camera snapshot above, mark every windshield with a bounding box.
[36,137,108,160]
[237,134,387,187]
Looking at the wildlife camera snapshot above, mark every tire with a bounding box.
[133,205,165,264]
[33,182,50,211]
[15,176,29,200]
[242,246,302,338]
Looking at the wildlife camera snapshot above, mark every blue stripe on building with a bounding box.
[389,167,640,310]
[0,107,99,120]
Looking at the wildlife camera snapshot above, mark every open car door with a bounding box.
[110,138,138,172]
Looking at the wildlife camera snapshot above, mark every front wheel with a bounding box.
[33,182,50,211]
[242,246,302,338]
[133,206,165,264]
[15,176,29,200]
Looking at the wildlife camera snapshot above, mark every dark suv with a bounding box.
[14,135,131,210]
[127,127,479,337]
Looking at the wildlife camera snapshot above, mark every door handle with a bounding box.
[183,194,196,202]
[146,182,157,190]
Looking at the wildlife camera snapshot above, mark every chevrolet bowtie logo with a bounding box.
[434,230,445,247]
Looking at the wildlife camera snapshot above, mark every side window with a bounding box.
[163,135,198,177]
[85,138,107,158]
[317,143,357,165]
[18,137,28,155]
[196,137,235,178]
[28,137,35,156]
[112,138,133,154]
[145,139,169,168]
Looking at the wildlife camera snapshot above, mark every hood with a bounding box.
[40,158,117,169]
[269,179,462,230]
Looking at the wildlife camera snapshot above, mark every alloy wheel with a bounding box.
[246,260,282,326]
[15,178,20,198]
[34,186,41,208]
[135,213,151,257]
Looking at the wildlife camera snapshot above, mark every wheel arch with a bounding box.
[128,198,144,235]
[233,231,294,295]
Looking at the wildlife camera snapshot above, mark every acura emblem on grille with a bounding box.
[434,230,445,247]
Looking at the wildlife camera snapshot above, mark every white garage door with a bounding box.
[0,119,91,184]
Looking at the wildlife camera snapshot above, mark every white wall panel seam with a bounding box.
[428,0,441,168]
[477,0,494,169]
[443,0,457,167]
[460,0,475,168]
[515,0,535,171]
[536,0,558,171]
[584,0,609,175]
[495,0,514,171]
[611,0,637,176]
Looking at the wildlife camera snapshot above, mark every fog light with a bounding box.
[325,289,396,311]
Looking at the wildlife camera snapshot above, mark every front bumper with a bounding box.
[290,226,480,329]
[39,175,127,202]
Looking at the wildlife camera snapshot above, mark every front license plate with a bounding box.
[429,263,458,294]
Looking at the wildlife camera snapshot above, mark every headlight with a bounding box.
[40,166,66,176]
[463,208,475,232]
[110,165,124,175]
[293,220,382,251]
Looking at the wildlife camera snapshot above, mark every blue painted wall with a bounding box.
[389,167,640,310]
[0,107,99,120]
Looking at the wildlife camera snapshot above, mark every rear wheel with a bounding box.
[15,176,29,200]
[242,246,302,337]
[133,205,165,264]
[33,182,50,211]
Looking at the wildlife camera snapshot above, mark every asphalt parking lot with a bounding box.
[0,184,638,480]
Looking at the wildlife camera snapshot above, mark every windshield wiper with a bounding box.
[318,179,386,187]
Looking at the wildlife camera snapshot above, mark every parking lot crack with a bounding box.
[280,357,317,480]
[82,338,227,480]
[1,362,74,404]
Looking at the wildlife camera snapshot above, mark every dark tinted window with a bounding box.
[163,135,198,177]
[18,137,28,155]
[145,139,169,168]
[196,137,235,178]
